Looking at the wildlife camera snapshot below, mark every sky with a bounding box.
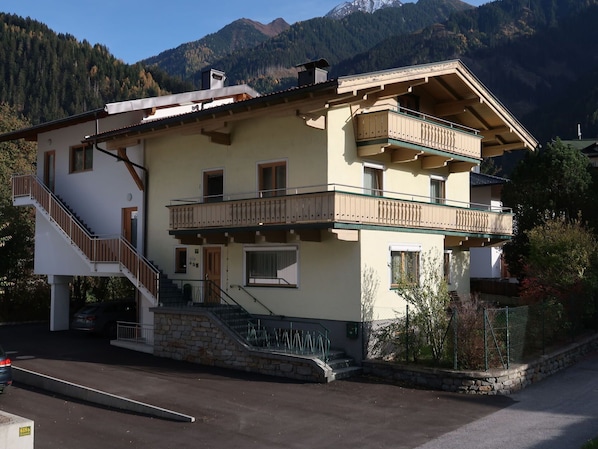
[2,0,489,64]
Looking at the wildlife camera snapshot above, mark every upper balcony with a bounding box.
[355,107,483,172]
[168,185,512,247]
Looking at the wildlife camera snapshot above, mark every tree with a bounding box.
[0,103,49,321]
[519,218,598,331]
[392,251,451,362]
[501,138,595,277]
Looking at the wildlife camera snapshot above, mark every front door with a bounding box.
[203,247,221,304]
[122,207,138,247]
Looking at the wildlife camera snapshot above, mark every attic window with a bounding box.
[70,143,93,173]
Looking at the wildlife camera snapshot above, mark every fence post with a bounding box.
[505,306,510,369]
[405,304,410,363]
[483,308,488,371]
[542,301,546,355]
[453,309,458,370]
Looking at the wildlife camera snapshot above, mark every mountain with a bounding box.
[141,18,290,81]
[2,0,598,149]
[0,13,194,125]
[169,0,474,91]
[328,0,598,144]
[325,0,405,19]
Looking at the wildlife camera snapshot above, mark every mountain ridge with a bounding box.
[325,0,405,19]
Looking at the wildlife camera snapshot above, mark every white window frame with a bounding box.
[363,161,384,196]
[430,175,446,204]
[389,244,421,288]
[244,245,299,288]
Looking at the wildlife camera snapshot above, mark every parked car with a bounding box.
[71,300,137,338]
[0,345,12,393]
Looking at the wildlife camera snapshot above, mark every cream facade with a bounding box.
[3,61,537,372]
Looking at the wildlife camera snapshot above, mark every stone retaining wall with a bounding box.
[363,333,598,395]
[152,308,331,382]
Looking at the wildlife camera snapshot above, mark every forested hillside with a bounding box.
[330,0,598,142]
[145,0,472,92]
[0,13,193,125]
[142,18,291,81]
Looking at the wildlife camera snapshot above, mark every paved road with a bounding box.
[0,323,596,448]
[416,350,598,449]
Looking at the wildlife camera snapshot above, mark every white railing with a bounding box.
[116,321,154,346]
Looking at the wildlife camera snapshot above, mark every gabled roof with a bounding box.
[0,60,537,156]
[337,60,538,156]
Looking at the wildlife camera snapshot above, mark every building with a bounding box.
[1,60,537,381]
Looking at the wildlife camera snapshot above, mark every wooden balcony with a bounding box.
[168,190,512,241]
[355,108,482,166]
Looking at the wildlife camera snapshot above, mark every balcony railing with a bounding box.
[355,107,482,160]
[12,174,160,302]
[168,185,512,236]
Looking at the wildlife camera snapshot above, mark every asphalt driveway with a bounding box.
[0,323,520,448]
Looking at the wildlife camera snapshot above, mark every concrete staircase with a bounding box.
[211,305,362,381]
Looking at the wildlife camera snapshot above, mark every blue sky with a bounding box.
[2,0,489,64]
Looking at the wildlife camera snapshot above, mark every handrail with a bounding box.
[12,174,160,303]
[169,279,330,360]
[170,278,246,310]
[230,284,277,316]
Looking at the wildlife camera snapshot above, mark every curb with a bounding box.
[12,367,195,423]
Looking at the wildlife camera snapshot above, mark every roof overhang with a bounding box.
[337,59,538,156]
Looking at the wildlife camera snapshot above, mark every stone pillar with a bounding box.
[48,275,72,331]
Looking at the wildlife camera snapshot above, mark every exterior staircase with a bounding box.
[12,174,160,304]
[13,174,362,381]
[210,304,362,380]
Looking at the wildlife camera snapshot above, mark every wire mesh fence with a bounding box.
[376,298,597,371]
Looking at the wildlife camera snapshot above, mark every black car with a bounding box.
[71,300,137,338]
[0,345,12,393]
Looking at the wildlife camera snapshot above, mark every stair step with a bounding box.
[327,357,355,370]
[330,366,363,381]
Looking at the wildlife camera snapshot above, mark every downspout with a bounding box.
[92,115,150,259]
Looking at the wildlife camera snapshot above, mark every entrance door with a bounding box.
[44,151,56,192]
[122,207,138,247]
[203,247,221,304]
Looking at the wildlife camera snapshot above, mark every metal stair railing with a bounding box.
[12,174,160,303]
[170,279,331,361]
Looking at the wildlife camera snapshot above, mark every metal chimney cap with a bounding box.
[296,58,330,70]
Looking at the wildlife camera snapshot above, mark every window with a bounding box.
[70,143,93,173]
[364,163,383,196]
[390,245,420,287]
[259,161,286,197]
[175,247,187,274]
[444,250,452,285]
[430,176,446,204]
[203,169,223,203]
[245,246,298,287]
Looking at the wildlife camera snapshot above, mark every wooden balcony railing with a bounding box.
[169,190,512,236]
[12,174,160,302]
[355,108,482,160]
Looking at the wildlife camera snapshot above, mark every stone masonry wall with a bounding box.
[363,333,598,395]
[152,308,331,382]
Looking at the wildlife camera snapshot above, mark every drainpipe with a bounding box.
[92,116,150,259]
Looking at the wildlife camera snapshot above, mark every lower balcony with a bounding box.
[168,186,512,247]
